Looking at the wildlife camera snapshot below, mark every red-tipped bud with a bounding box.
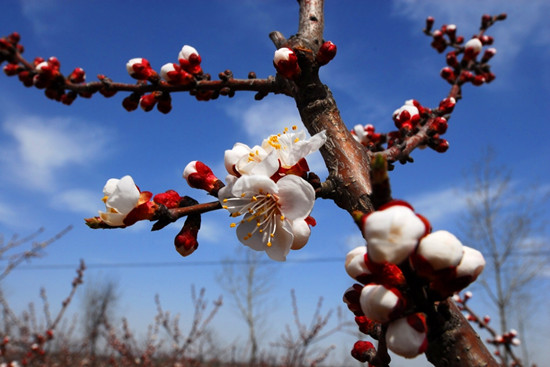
[122,94,140,111]
[410,230,464,280]
[157,93,172,114]
[471,74,486,86]
[360,284,406,323]
[3,63,20,76]
[69,67,86,83]
[153,190,182,209]
[174,214,200,257]
[463,38,483,61]
[351,341,376,363]
[386,313,428,358]
[481,48,497,63]
[183,161,222,195]
[178,45,202,75]
[60,92,77,106]
[160,63,193,85]
[139,93,157,111]
[430,117,448,135]
[273,47,301,79]
[425,16,435,32]
[445,24,457,42]
[440,67,456,82]
[126,58,154,80]
[446,51,459,68]
[316,41,337,66]
[439,97,456,113]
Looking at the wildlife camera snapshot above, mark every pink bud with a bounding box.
[183,161,221,195]
[273,47,301,79]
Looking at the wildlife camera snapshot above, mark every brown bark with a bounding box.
[425,301,498,367]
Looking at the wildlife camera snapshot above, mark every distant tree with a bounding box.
[217,248,275,366]
[460,150,549,366]
[81,276,119,365]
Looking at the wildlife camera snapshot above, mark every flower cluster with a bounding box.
[344,200,485,360]
[215,127,326,261]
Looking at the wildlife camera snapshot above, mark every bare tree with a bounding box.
[217,248,275,366]
[80,276,119,364]
[460,150,549,365]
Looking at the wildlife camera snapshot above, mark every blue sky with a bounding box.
[1,1,549,365]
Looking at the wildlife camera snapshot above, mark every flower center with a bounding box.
[226,191,283,247]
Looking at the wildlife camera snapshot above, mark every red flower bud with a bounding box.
[273,47,301,79]
[153,190,182,209]
[351,341,376,363]
[316,41,337,66]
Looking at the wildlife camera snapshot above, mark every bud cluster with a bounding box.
[425,15,504,88]
[352,98,455,156]
[344,200,486,360]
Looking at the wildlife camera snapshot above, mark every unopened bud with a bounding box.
[183,161,223,195]
[316,41,337,66]
[273,47,301,79]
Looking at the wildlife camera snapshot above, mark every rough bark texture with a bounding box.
[426,301,498,367]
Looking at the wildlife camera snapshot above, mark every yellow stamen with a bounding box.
[230,223,236,228]
[292,125,297,130]
[267,241,272,247]
[280,215,285,221]
[102,195,109,203]
[223,198,228,203]
[252,196,257,201]
[223,205,228,209]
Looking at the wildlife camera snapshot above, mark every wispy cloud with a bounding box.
[408,186,468,228]
[19,0,63,37]
[0,115,109,192]
[51,188,99,215]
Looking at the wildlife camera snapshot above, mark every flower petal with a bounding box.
[105,175,140,215]
[231,175,278,198]
[277,175,315,220]
[290,219,311,250]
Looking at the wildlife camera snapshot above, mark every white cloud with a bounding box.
[409,186,468,225]
[51,189,99,214]
[226,98,302,144]
[1,115,109,191]
[20,0,61,36]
